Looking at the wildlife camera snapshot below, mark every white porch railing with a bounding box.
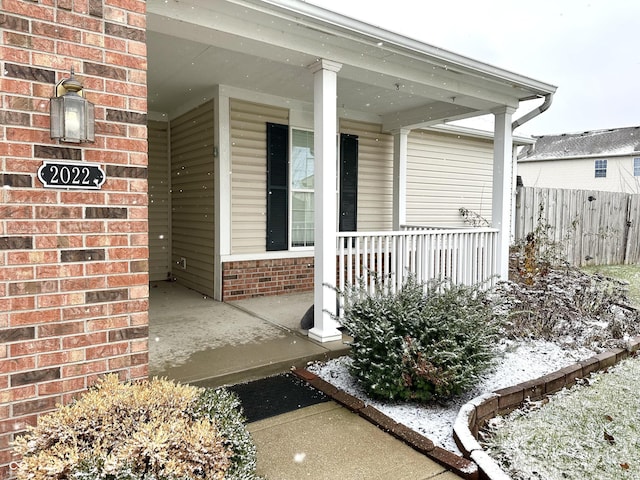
[336,227,499,298]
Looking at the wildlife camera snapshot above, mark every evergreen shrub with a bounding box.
[341,278,501,403]
[11,374,262,480]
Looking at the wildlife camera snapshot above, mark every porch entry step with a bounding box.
[227,373,329,423]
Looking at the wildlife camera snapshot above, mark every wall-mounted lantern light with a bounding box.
[50,67,95,143]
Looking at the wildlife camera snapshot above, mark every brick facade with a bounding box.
[222,257,315,301]
[0,0,148,475]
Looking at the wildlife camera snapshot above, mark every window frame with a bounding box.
[594,159,607,178]
[265,123,359,252]
[634,158,640,177]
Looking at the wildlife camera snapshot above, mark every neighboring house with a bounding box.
[0,0,556,473]
[518,126,640,193]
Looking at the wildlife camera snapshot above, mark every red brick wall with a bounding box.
[222,257,314,300]
[0,0,148,475]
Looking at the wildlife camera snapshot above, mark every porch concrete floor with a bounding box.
[148,280,349,387]
[148,281,463,480]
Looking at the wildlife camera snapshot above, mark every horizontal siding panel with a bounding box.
[172,242,214,258]
[148,120,170,281]
[170,101,215,297]
[231,99,288,254]
[171,178,214,190]
[171,129,214,149]
[407,129,494,227]
[232,101,289,121]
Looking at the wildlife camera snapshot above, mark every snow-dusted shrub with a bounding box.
[194,388,260,480]
[502,198,640,350]
[497,263,640,351]
[11,374,262,480]
[341,278,501,403]
[510,200,572,285]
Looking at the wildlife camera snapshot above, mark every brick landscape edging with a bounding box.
[291,368,480,480]
[453,335,640,480]
[293,335,640,480]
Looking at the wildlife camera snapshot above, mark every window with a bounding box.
[634,158,640,176]
[595,159,607,178]
[266,123,358,251]
[291,129,315,247]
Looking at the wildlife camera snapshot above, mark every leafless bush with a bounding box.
[496,258,639,351]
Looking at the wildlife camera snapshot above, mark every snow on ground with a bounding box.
[485,355,640,480]
[308,339,593,454]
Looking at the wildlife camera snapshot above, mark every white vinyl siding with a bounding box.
[170,101,215,297]
[518,156,640,193]
[406,130,493,227]
[148,120,170,281]
[230,99,289,254]
[340,119,393,231]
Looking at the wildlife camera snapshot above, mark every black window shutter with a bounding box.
[339,133,358,232]
[266,123,289,251]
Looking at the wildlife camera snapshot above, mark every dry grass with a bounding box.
[582,264,640,307]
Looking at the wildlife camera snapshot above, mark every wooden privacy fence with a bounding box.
[515,186,640,266]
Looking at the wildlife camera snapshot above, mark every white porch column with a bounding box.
[392,128,410,230]
[492,106,516,280]
[308,59,343,343]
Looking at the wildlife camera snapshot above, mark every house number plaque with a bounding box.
[38,160,106,190]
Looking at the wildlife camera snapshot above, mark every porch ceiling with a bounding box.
[147,0,556,129]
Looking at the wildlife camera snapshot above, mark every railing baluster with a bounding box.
[338,236,345,304]
[354,236,361,288]
[362,236,369,294]
[429,233,435,281]
[383,235,390,293]
[335,227,499,294]
[390,235,397,293]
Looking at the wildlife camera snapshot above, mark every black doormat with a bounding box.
[227,373,329,423]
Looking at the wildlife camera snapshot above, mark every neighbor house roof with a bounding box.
[518,126,640,162]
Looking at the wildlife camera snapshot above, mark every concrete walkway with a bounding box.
[249,401,463,480]
[149,282,465,479]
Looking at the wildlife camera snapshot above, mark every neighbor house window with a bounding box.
[266,123,358,251]
[634,158,640,176]
[595,159,607,178]
[291,129,315,247]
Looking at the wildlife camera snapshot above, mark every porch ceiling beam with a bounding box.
[335,64,523,110]
[381,101,477,132]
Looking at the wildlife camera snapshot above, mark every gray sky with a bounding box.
[309,0,640,137]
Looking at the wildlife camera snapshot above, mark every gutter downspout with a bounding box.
[509,92,553,246]
[511,93,554,131]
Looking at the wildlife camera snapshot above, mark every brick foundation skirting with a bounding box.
[222,257,315,301]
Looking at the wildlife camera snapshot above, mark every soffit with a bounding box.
[147,0,556,128]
